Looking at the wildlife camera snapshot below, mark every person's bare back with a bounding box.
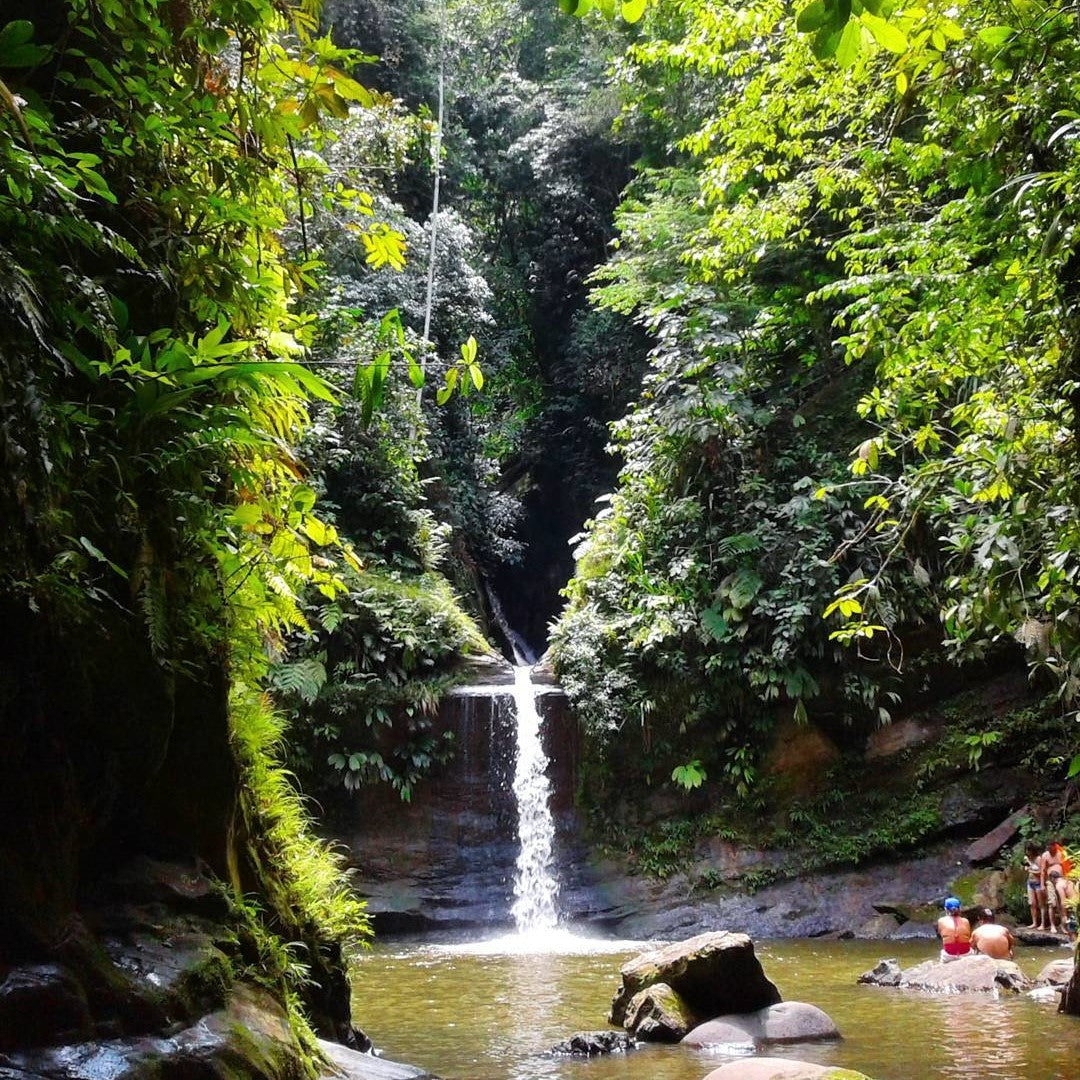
[971,917,1013,959]
[936,898,972,961]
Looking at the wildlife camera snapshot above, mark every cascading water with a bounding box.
[509,665,560,932]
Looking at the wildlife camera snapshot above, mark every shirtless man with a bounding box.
[970,908,1015,959]
[937,896,972,962]
[1043,840,1072,934]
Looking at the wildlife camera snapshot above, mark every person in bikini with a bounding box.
[936,896,972,962]
[1024,841,1049,929]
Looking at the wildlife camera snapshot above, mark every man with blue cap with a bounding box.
[936,896,972,962]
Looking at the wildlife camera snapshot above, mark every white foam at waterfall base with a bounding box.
[427,927,650,957]
[509,665,560,933]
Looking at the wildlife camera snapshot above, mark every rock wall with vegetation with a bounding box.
[0,0,411,1068]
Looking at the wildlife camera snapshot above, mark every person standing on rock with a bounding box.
[937,897,971,962]
[1024,841,1049,930]
[970,908,1015,959]
[1042,840,1071,934]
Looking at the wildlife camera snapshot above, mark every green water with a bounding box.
[350,932,1079,1079]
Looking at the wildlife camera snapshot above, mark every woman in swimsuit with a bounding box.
[937,896,972,962]
[1024,841,1048,929]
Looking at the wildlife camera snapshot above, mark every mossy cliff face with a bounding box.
[0,599,358,1074]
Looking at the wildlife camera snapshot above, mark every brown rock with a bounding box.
[764,721,839,798]
[965,807,1028,865]
[865,717,934,759]
[610,931,781,1027]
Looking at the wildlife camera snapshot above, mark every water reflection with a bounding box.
[351,937,1079,1080]
[936,996,1025,1079]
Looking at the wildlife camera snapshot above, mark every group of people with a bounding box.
[936,898,1015,962]
[1024,839,1076,935]
[934,838,1076,963]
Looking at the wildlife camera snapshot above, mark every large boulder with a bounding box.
[703,1058,872,1079]
[3,984,303,1079]
[610,932,781,1027]
[1033,958,1074,989]
[895,955,1029,994]
[318,1039,434,1079]
[683,1002,841,1048]
[624,982,698,1042]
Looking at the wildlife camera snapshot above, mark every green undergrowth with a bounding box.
[230,686,370,1069]
[595,693,1074,892]
[275,563,491,804]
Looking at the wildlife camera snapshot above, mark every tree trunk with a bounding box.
[1059,940,1080,1015]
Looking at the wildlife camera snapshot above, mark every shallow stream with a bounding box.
[351,933,1078,1080]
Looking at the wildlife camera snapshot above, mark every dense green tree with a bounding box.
[0,0,417,1047]
[553,0,1080,801]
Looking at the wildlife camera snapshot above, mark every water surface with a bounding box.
[351,933,1078,1079]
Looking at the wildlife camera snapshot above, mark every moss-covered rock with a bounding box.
[623,982,698,1042]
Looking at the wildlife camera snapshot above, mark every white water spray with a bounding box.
[509,665,560,932]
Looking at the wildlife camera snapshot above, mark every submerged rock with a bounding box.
[703,1057,873,1079]
[683,1001,841,1048]
[549,1031,636,1056]
[857,958,901,987]
[610,931,781,1028]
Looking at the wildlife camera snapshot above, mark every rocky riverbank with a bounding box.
[0,859,428,1080]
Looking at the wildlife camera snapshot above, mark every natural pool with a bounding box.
[350,932,1079,1080]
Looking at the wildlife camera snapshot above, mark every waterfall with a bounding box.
[509,665,560,932]
[484,580,537,666]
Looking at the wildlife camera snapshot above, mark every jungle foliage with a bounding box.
[0,0,429,1048]
[551,0,1080,800]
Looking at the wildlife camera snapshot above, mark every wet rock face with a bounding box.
[2,984,301,1080]
[0,964,92,1051]
[335,683,604,933]
[610,932,781,1029]
[0,859,386,1080]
